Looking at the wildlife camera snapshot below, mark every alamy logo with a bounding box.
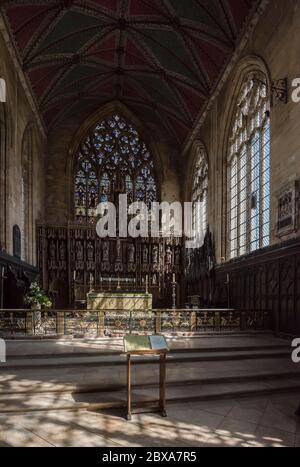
[291,338,300,363]
[95,195,205,249]
[0,339,6,363]
[0,79,6,103]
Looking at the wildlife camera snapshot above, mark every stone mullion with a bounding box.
[85,171,89,224]
[245,120,252,255]
[29,139,34,265]
[226,158,231,259]
[74,115,158,226]
[97,162,101,212]
[258,125,264,250]
[258,99,269,250]
[237,151,242,256]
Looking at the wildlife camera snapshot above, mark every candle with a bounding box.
[145,275,149,292]
[226,273,230,283]
[173,273,176,283]
[73,270,76,281]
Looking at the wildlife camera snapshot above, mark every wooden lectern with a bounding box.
[123,335,169,421]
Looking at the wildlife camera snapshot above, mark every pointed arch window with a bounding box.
[227,73,270,259]
[74,114,158,223]
[192,145,208,240]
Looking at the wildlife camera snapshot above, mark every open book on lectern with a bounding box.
[123,335,169,353]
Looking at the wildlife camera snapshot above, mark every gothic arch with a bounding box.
[69,103,161,223]
[222,55,271,139]
[185,140,209,239]
[222,56,271,259]
[185,140,209,201]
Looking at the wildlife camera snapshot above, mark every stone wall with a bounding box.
[45,102,181,224]
[1,0,300,278]
[0,30,46,266]
[185,0,300,263]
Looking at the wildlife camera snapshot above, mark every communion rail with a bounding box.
[0,309,271,338]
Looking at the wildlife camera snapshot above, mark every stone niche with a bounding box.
[276,179,299,238]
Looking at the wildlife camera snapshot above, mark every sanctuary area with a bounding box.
[0,0,300,449]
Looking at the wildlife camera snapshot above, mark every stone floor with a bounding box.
[1,334,299,447]
[1,334,298,411]
[0,393,299,447]
[5,333,289,357]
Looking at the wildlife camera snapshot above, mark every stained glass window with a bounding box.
[227,74,270,259]
[74,114,158,223]
[192,146,208,241]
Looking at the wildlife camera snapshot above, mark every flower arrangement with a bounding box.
[24,282,52,309]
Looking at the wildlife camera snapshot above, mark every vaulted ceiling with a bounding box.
[1,0,259,143]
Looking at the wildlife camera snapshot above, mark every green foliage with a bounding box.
[24,282,52,308]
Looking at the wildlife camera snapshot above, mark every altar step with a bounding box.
[1,365,300,395]
[0,350,290,374]
[1,356,299,413]
[5,342,288,360]
[1,334,297,414]
[1,349,291,371]
[2,337,291,371]
[1,373,300,414]
[5,332,283,357]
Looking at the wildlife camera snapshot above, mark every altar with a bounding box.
[87,292,152,311]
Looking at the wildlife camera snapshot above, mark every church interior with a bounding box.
[0,0,300,448]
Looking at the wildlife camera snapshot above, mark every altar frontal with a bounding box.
[87,292,152,311]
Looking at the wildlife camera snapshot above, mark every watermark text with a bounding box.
[291,338,300,363]
[95,195,205,249]
[0,339,6,363]
[0,79,6,103]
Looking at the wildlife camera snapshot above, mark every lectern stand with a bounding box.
[123,335,169,421]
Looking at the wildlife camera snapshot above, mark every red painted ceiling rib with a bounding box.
[1,0,259,143]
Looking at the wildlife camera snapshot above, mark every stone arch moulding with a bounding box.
[219,55,272,260]
[184,139,209,202]
[0,71,14,252]
[66,100,164,222]
[21,122,36,264]
[0,78,6,103]
[0,100,7,251]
